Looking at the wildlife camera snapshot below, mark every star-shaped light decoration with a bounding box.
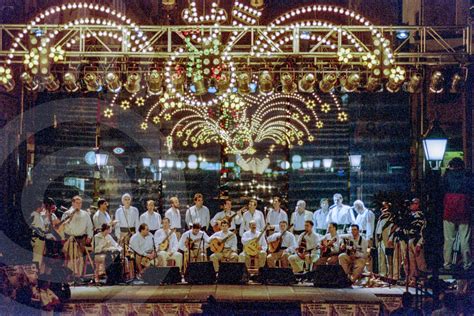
[338,111,349,122]
[321,103,330,113]
[103,108,113,118]
[120,100,130,110]
[135,97,145,107]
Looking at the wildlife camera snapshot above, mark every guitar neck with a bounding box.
[222,232,234,243]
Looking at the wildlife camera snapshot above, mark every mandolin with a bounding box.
[243,224,270,256]
[209,232,236,253]
[268,224,293,253]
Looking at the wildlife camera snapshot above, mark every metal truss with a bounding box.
[0,24,471,66]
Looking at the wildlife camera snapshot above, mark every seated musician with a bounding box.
[338,224,369,283]
[179,223,210,269]
[210,198,242,232]
[288,220,319,273]
[129,223,157,277]
[154,218,183,272]
[93,223,122,282]
[314,222,342,266]
[209,220,238,272]
[239,220,268,269]
[267,220,296,268]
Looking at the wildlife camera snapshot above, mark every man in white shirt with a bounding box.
[326,193,352,233]
[114,193,140,243]
[266,197,288,232]
[185,193,210,231]
[179,223,210,272]
[154,218,183,272]
[209,220,238,272]
[62,195,94,277]
[267,221,296,268]
[93,223,122,282]
[314,222,342,266]
[350,200,375,240]
[290,200,313,238]
[375,202,400,280]
[140,200,162,235]
[239,220,268,269]
[30,197,58,272]
[313,198,330,236]
[129,223,157,276]
[92,198,113,233]
[240,199,265,236]
[165,196,182,239]
[338,224,369,283]
[288,220,319,273]
[210,199,242,232]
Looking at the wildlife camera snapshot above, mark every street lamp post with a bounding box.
[421,119,448,308]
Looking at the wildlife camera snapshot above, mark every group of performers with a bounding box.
[30,192,429,286]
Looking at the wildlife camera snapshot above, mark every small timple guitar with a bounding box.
[268,224,293,253]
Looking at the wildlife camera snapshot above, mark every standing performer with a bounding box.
[129,223,157,277]
[288,220,319,273]
[375,202,400,280]
[313,198,330,236]
[290,200,313,238]
[179,223,210,272]
[265,197,288,232]
[92,199,113,233]
[314,223,342,265]
[185,193,210,231]
[441,158,472,271]
[140,200,162,235]
[209,220,238,272]
[327,193,352,233]
[62,196,94,277]
[350,200,375,240]
[210,199,242,232]
[30,197,58,272]
[154,218,183,272]
[240,199,265,236]
[401,198,427,285]
[114,193,140,243]
[267,221,296,268]
[338,224,369,283]
[239,220,268,269]
[93,223,122,283]
[165,196,183,239]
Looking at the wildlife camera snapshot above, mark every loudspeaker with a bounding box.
[311,265,351,288]
[105,253,124,285]
[185,262,216,284]
[217,262,248,284]
[143,266,181,285]
[259,268,296,285]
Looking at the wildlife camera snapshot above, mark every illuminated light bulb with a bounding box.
[258,70,273,94]
[403,73,422,94]
[298,72,316,93]
[340,73,361,92]
[147,70,163,95]
[21,72,39,91]
[386,77,404,93]
[63,72,79,92]
[319,73,337,93]
[0,67,15,92]
[281,72,296,94]
[84,72,103,92]
[105,72,122,93]
[124,72,141,93]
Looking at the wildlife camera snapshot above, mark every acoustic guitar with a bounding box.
[243,224,270,256]
[49,207,81,240]
[212,212,239,232]
[209,233,236,253]
[267,224,293,253]
[296,232,320,259]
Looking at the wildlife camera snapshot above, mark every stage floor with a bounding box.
[65,283,409,315]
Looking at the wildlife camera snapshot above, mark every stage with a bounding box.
[62,283,407,315]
